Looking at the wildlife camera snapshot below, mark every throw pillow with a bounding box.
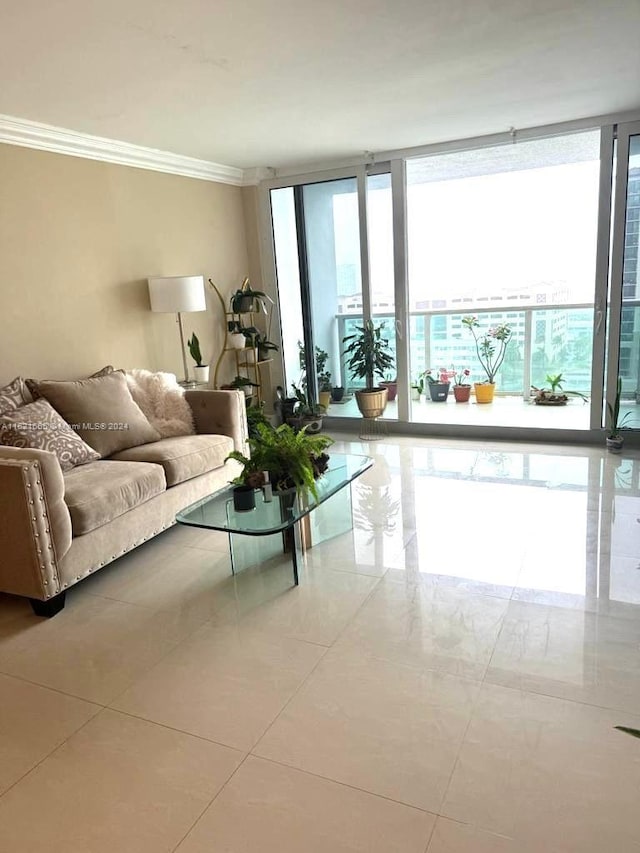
[0,377,32,415]
[0,399,100,471]
[25,366,119,401]
[35,371,161,457]
[125,369,195,438]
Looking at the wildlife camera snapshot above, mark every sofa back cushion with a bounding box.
[0,399,100,471]
[35,371,161,457]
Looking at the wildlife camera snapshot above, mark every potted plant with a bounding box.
[531,373,588,406]
[226,422,333,500]
[227,320,246,350]
[230,277,273,314]
[380,374,398,402]
[330,385,345,402]
[187,333,209,383]
[606,376,634,453]
[315,348,333,410]
[462,316,512,403]
[224,376,259,399]
[256,333,279,362]
[287,384,326,434]
[425,368,450,402]
[343,320,395,419]
[411,375,424,401]
[452,367,472,402]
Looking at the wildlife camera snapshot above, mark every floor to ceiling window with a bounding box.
[406,130,601,428]
[267,120,637,441]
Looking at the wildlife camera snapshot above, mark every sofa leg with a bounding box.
[29,592,66,617]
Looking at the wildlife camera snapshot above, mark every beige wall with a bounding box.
[0,144,249,386]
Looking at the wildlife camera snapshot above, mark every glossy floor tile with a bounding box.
[1,435,640,851]
[0,709,243,853]
[254,647,481,812]
[0,673,99,795]
[337,578,508,679]
[441,682,640,851]
[176,756,435,853]
[112,621,326,750]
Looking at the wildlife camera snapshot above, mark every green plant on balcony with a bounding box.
[343,320,394,419]
[531,373,588,406]
[462,316,512,384]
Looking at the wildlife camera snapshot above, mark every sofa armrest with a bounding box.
[0,447,72,600]
[185,389,248,453]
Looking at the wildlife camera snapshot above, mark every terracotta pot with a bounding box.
[453,384,471,402]
[380,381,397,402]
[474,382,495,404]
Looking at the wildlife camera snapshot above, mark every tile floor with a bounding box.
[1,435,640,851]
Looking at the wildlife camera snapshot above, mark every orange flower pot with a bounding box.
[474,382,496,404]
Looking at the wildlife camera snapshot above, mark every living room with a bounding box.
[1,1,640,851]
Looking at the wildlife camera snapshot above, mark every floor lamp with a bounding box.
[148,275,206,385]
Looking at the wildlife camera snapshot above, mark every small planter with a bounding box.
[410,388,421,402]
[193,365,209,383]
[330,386,345,402]
[243,347,257,364]
[233,486,256,512]
[380,381,398,402]
[318,391,331,410]
[231,294,256,314]
[229,333,246,350]
[428,382,450,402]
[474,382,495,404]
[287,415,324,434]
[453,384,471,403]
[606,436,624,453]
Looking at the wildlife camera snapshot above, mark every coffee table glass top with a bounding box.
[176,452,372,536]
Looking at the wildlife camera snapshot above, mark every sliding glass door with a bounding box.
[271,170,397,419]
[266,122,635,441]
[405,130,601,429]
[606,122,640,430]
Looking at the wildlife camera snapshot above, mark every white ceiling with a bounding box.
[1,0,639,172]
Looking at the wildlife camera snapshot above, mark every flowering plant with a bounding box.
[424,369,451,385]
[452,368,471,386]
[462,316,512,384]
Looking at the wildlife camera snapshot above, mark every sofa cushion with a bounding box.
[25,365,119,401]
[0,399,101,471]
[110,434,233,487]
[63,460,167,535]
[0,377,31,414]
[35,371,161,457]
[125,369,195,438]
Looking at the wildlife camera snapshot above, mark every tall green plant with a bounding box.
[462,316,512,384]
[343,320,394,391]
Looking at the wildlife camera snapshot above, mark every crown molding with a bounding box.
[0,113,244,186]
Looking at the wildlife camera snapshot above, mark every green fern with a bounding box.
[226,423,333,498]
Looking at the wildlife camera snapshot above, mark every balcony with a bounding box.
[324,303,638,431]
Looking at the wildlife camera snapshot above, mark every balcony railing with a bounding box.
[335,303,598,397]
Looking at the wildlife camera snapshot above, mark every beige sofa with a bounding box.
[0,389,246,616]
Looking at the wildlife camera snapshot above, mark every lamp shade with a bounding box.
[148,275,206,313]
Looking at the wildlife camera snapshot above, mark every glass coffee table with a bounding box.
[176,453,372,584]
